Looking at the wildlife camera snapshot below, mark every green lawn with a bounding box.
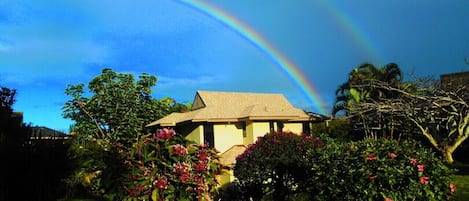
[453,175,469,201]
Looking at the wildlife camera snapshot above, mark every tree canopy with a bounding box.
[62,68,191,198]
[63,68,187,147]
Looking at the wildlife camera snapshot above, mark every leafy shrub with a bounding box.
[234,132,317,201]
[234,132,456,201]
[65,137,127,200]
[305,136,456,200]
[123,129,225,201]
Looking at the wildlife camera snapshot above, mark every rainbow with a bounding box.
[178,0,329,115]
[317,1,385,64]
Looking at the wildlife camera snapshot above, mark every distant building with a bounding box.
[30,126,71,140]
[440,71,469,90]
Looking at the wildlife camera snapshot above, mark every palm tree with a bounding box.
[332,63,404,139]
[333,62,403,117]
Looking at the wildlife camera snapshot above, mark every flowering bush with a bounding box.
[234,132,317,201]
[123,129,225,201]
[304,136,456,200]
[234,132,456,201]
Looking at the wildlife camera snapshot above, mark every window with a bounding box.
[203,123,214,148]
[277,121,284,133]
[269,121,275,133]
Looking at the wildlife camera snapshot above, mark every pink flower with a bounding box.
[172,144,187,156]
[450,183,456,192]
[384,198,393,201]
[153,128,175,140]
[174,162,190,175]
[419,176,429,185]
[201,142,210,148]
[389,152,397,159]
[193,184,206,194]
[417,164,425,172]
[367,154,377,161]
[410,158,418,165]
[315,137,323,148]
[130,174,137,181]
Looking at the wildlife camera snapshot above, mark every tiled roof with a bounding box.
[147,90,311,127]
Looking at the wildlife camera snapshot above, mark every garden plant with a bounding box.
[123,128,225,201]
[234,132,457,201]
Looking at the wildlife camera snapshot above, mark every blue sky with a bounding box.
[0,0,468,132]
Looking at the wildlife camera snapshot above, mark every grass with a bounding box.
[453,174,469,201]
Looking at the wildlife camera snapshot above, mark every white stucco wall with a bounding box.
[213,123,244,154]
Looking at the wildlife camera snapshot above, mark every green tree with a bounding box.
[62,68,188,199]
[0,87,16,112]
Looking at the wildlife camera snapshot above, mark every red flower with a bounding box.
[366,154,377,161]
[197,150,210,162]
[389,152,397,159]
[369,175,377,181]
[410,158,418,165]
[129,189,139,197]
[194,161,207,171]
[153,177,169,190]
[115,142,123,148]
[450,183,456,192]
[419,176,429,185]
[179,173,191,183]
[172,144,187,156]
[417,164,425,172]
[384,198,393,201]
[193,175,205,184]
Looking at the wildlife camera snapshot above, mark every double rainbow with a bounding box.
[179,0,333,115]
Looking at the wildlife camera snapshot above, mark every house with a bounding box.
[440,71,469,90]
[147,90,324,184]
[29,126,71,140]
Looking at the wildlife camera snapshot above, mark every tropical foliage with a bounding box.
[234,132,316,201]
[333,62,404,116]
[123,128,225,201]
[62,69,190,199]
[304,136,456,200]
[347,79,469,164]
[233,132,456,201]
[333,63,410,139]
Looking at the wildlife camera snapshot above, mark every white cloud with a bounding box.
[157,75,221,88]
